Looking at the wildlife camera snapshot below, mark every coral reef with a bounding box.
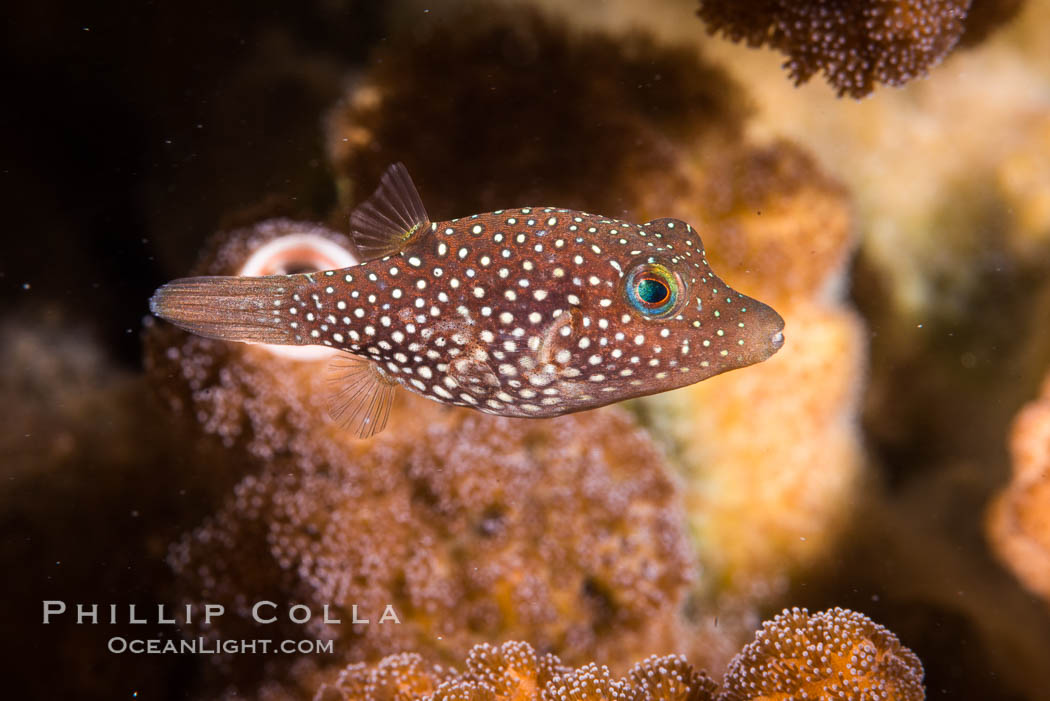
[327,3,866,614]
[9,0,1050,699]
[315,641,718,701]
[647,302,864,597]
[316,642,550,701]
[720,607,925,700]
[168,408,694,677]
[694,0,1021,98]
[988,372,1050,602]
[168,406,695,693]
[146,212,695,696]
[311,613,922,701]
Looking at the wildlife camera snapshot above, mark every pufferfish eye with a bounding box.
[625,263,680,317]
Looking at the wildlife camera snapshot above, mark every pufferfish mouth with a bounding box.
[238,228,359,361]
[769,308,786,353]
[752,303,786,359]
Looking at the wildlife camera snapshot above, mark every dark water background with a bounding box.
[4,1,1050,700]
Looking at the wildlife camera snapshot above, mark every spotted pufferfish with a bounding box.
[151,164,785,438]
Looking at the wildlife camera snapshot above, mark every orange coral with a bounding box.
[696,0,971,98]
[719,607,925,701]
[641,140,854,307]
[316,641,717,701]
[314,610,922,701]
[638,142,864,599]
[317,653,453,701]
[647,303,865,596]
[987,373,1050,601]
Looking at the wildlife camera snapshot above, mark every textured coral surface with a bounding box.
[720,607,924,701]
[695,0,1019,97]
[633,140,865,597]
[316,641,718,701]
[309,622,921,701]
[168,407,694,683]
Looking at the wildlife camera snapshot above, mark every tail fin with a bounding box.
[149,275,297,345]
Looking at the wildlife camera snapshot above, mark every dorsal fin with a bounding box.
[349,162,431,261]
[325,353,399,439]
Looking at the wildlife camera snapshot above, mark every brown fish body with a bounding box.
[278,207,782,418]
[151,164,784,435]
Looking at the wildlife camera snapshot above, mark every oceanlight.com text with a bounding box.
[107,636,335,655]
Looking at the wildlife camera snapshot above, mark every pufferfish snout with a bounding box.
[592,218,785,397]
[150,163,785,438]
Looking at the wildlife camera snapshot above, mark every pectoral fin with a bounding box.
[325,353,399,439]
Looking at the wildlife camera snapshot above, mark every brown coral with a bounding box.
[987,372,1050,601]
[719,607,925,701]
[316,641,717,701]
[696,0,971,98]
[639,140,855,306]
[170,408,694,690]
[326,7,749,221]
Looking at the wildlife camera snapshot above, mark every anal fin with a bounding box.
[349,162,431,260]
[325,353,399,439]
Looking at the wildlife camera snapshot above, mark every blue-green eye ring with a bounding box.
[626,263,679,317]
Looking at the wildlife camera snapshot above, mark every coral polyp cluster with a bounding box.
[315,614,922,701]
[317,641,717,701]
[987,371,1050,602]
[169,408,694,676]
[719,607,925,701]
[694,0,1009,97]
